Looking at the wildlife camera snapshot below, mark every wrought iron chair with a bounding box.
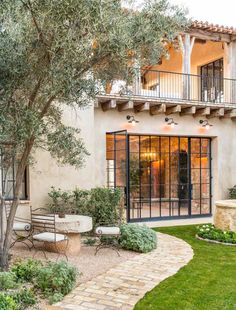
[30,207,68,261]
[5,203,33,250]
[94,222,121,256]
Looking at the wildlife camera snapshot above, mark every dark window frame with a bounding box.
[200,58,224,103]
[106,132,212,222]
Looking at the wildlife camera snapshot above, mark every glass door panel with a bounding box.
[107,134,211,221]
[201,58,223,102]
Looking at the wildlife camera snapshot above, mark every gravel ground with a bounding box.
[10,239,138,283]
[9,240,138,309]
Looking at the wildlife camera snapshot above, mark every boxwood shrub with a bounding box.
[119,224,157,253]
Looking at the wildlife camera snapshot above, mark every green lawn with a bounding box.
[135,225,236,310]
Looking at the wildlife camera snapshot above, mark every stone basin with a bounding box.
[214,200,236,232]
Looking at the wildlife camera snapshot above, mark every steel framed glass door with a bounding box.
[106,133,211,222]
[201,59,223,103]
[106,130,129,213]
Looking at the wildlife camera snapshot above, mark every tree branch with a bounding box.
[40,95,56,118]
[28,77,43,107]
[21,0,48,47]
[74,52,111,79]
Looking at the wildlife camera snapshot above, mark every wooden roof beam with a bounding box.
[134,102,150,113]
[207,107,224,118]
[101,99,116,112]
[165,105,181,115]
[150,104,166,115]
[186,30,231,43]
[195,107,211,116]
[223,109,236,119]
[180,106,196,116]
[117,100,133,112]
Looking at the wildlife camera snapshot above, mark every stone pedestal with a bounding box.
[214,200,236,232]
[44,233,81,255]
[44,215,92,256]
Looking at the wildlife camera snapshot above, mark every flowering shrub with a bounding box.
[197,224,236,244]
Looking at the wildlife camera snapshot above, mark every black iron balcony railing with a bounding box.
[98,69,236,105]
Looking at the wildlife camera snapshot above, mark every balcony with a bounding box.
[96,70,236,118]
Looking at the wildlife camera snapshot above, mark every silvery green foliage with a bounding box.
[0,0,187,167]
[119,224,157,253]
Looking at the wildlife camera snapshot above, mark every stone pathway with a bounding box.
[55,232,193,310]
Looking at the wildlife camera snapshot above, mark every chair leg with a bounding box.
[54,239,69,262]
[94,236,120,256]
[33,241,47,260]
[10,230,34,251]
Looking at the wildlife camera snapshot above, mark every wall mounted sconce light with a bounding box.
[127,115,139,126]
[165,117,178,128]
[199,119,213,130]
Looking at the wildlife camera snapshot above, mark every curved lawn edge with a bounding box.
[56,232,193,310]
[196,234,236,246]
[135,225,236,310]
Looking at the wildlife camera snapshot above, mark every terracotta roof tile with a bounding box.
[191,20,236,35]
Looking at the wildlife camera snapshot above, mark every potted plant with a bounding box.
[48,187,73,218]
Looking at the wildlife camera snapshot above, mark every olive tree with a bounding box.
[0,0,187,269]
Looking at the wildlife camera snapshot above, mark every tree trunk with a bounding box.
[0,138,35,270]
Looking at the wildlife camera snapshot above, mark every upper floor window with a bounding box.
[201,58,223,103]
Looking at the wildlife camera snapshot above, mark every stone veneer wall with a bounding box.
[214,200,236,232]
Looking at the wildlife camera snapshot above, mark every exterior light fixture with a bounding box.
[165,117,178,128]
[127,115,139,126]
[199,119,213,130]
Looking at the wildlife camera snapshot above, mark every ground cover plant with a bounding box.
[119,224,157,253]
[0,271,36,310]
[135,225,236,310]
[35,260,77,304]
[197,224,236,244]
[0,258,77,307]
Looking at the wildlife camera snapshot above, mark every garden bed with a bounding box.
[8,240,138,309]
[196,234,236,246]
[196,224,236,246]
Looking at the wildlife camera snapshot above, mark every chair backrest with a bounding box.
[30,207,56,235]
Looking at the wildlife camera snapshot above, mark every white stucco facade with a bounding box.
[15,102,236,222]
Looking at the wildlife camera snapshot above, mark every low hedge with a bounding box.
[197,224,236,244]
[119,224,157,253]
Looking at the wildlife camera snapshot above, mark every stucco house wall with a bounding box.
[16,39,236,221]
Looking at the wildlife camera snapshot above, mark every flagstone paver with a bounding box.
[55,232,193,310]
